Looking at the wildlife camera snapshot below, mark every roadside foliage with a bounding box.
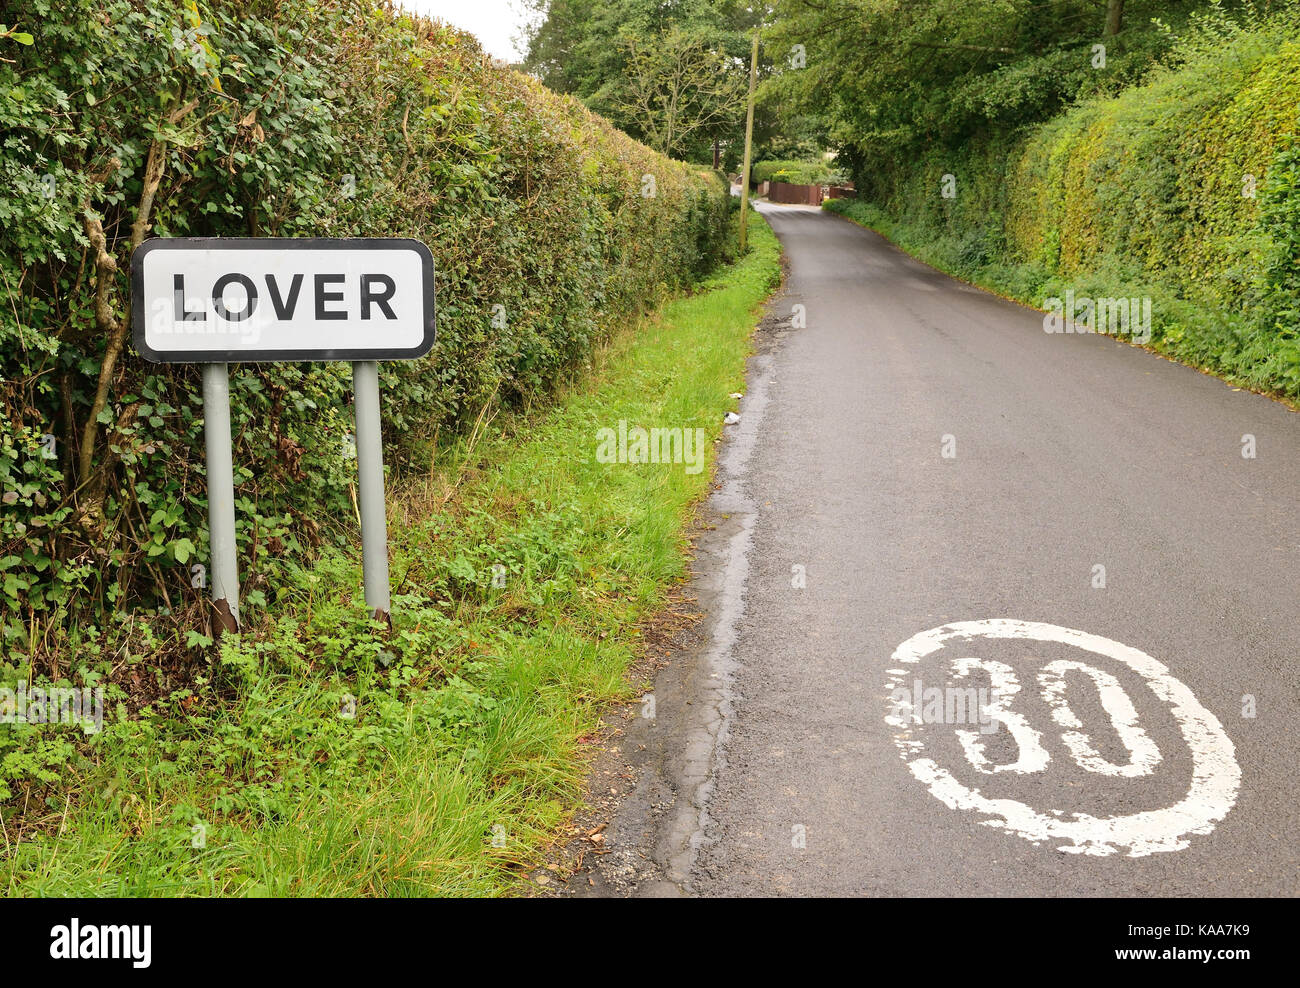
[775,0,1300,398]
[0,1,732,802]
[750,158,843,186]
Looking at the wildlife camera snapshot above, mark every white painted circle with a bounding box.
[884,619,1241,857]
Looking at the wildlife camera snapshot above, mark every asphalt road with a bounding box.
[576,201,1300,897]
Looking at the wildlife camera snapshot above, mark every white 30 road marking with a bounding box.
[1039,658,1162,777]
[950,657,1049,775]
[884,619,1241,857]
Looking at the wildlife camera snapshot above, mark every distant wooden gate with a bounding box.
[768,181,824,205]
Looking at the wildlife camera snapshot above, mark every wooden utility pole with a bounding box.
[738,27,759,254]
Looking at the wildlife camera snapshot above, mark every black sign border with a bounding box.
[130,237,437,363]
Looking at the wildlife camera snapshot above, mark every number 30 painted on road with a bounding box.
[883,619,1241,857]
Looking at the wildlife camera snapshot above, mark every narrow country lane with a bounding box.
[584,202,1300,897]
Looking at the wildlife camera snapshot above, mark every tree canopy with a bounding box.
[760,0,1200,187]
[522,0,763,162]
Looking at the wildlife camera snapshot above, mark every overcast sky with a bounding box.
[396,0,537,62]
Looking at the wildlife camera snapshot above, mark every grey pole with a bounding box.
[352,360,391,623]
[202,362,240,635]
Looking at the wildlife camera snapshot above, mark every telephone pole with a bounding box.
[738,27,759,254]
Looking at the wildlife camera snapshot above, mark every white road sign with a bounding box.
[131,238,435,363]
[129,236,435,634]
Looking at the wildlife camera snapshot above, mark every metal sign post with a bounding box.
[131,237,436,635]
[201,362,240,635]
[351,360,390,624]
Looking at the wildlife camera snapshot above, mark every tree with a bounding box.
[521,0,761,159]
[618,27,747,158]
[762,0,1186,191]
[1106,0,1125,36]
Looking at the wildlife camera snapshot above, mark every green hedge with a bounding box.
[0,1,733,642]
[751,158,840,186]
[828,13,1300,400]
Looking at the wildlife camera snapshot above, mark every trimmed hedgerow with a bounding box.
[0,0,733,645]
[750,158,841,186]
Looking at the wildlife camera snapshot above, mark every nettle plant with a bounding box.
[0,1,730,663]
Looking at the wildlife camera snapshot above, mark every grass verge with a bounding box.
[0,215,781,897]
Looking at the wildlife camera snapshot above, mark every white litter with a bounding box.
[723,411,741,425]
